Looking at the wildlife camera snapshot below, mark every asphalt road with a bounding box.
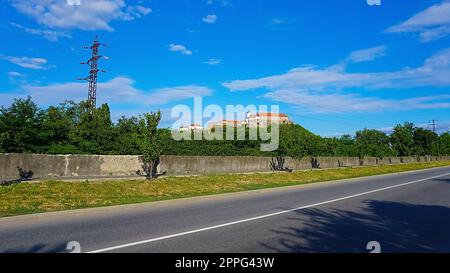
[1,166,450,253]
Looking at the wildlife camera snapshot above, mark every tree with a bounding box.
[413,128,438,156]
[35,101,79,153]
[93,103,114,153]
[0,96,447,158]
[0,96,43,153]
[135,111,163,180]
[390,122,416,156]
[0,132,7,152]
[279,124,323,159]
[112,116,141,155]
[336,135,358,157]
[438,132,450,155]
[355,129,393,158]
[69,102,114,154]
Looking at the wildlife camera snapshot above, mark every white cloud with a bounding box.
[269,17,296,29]
[223,48,450,91]
[206,0,231,7]
[0,55,49,70]
[204,58,222,65]
[264,89,450,113]
[223,48,450,113]
[147,85,213,104]
[202,14,217,24]
[10,22,71,42]
[121,5,152,21]
[0,77,213,107]
[10,0,152,31]
[385,1,450,42]
[271,18,286,25]
[6,71,26,77]
[267,17,297,31]
[169,43,193,55]
[347,45,387,63]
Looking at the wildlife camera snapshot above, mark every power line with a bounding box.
[328,113,391,128]
[300,113,396,132]
[299,115,363,128]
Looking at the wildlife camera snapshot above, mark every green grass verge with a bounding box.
[1,161,450,218]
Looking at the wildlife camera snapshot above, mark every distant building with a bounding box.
[207,120,245,129]
[180,124,203,132]
[246,112,291,127]
[208,112,291,129]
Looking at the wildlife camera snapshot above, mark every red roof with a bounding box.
[222,120,240,124]
[257,113,288,118]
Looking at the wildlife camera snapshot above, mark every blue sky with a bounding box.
[1,0,450,136]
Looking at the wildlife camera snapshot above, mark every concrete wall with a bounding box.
[0,154,142,180]
[0,153,449,180]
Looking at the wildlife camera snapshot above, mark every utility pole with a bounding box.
[78,36,107,110]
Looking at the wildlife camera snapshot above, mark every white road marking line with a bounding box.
[87,172,450,253]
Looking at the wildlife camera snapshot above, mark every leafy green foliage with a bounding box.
[135,111,163,179]
[322,135,359,157]
[0,97,43,152]
[0,97,449,157]
[439,133,450,155]
[413,128,439,156]
[279,124,323,159]
[355,129,394,158]
[390,122,416,156]
[0,132,6,153]
[68,102,114,154]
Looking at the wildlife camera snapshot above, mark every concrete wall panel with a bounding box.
[1,153,449,180]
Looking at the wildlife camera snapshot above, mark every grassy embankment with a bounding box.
[1,161,449,218]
